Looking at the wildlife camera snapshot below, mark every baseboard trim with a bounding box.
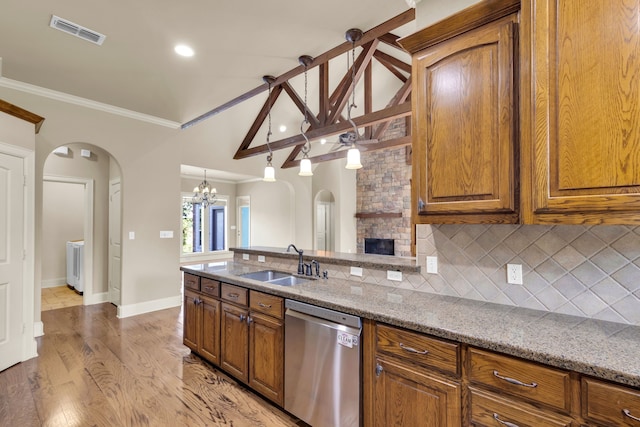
[116,295,182,319]
[41,278,67,288]
[86,291,109,305]
[33,321,44,337]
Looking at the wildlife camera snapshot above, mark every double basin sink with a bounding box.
[239,269,313,286]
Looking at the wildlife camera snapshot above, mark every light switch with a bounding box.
[129,231,135,240]
[159,230,174,239]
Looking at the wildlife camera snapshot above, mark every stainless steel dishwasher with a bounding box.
[284,299,362,427]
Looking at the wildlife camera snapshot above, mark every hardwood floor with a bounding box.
[0,303,304,426]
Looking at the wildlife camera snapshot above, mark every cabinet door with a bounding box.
[526,0,640,224]
[198,295,220,366]
[412,16,518,223]
[374,357,462,427]
[220,302,249,383]
[249,312,284,406]
[183,289,199,351]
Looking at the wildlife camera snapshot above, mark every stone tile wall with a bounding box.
[356,117,412,256]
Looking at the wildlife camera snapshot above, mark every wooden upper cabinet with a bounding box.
[523,0,640,224]
[400,0,520,224]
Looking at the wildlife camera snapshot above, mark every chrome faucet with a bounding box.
[286,244,305,275]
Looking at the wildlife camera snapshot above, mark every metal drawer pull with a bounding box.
[228,293,239,299]
[258,302,272,308]
[623,409,640,422]
[493,413,520,427]
[399,343,429,355]
[204,286,214,291]
[493,370,538,388]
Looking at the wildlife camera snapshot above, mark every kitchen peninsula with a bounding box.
[182,246,640,426]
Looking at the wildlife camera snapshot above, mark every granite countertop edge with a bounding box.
[181,262,640,389]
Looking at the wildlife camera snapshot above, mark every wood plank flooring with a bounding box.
[0,303,304,427]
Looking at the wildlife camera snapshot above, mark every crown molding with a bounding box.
[0,77,181,129]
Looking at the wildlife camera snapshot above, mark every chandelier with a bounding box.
[192,169,217,207]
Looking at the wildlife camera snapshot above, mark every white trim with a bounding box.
[86,291,109,305]
[116,294,182,319]
[33,321,44,338]
[180,251,233,263]
[0,142,38,362]
[0,77,181,129]
[41,278,67,288]
[43,175,94,308]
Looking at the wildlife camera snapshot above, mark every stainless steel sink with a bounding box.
[267,275,312,286]
[240,270,291,281]
[239,270,313,286]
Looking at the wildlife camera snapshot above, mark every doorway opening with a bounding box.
[314,190,335,252]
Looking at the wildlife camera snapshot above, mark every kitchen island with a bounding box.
[182,247,640,426]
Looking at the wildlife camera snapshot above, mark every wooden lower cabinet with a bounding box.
[373,356,462,427]
[220,291,284,406]
[183,289,221,366]
[249,312,284,406]
[220,302,249,382]
[469,387,574,427]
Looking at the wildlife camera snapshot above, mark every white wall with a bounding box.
[41,180,84,286]
[415,0,482,28]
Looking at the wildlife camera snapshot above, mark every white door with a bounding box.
[317,203,328,251]
[108,179,121,306]
[0,153,24,371]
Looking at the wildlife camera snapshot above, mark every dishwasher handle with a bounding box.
[285,308,361,337]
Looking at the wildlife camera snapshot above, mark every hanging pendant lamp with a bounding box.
[344,28,363,170]
[298,55,314,177]
[263,75,277,182]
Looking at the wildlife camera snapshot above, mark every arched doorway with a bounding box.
[41,143,122,309]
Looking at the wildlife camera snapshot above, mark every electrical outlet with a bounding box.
[242,253,249,261]
[258,255,266,263]
[350,266,363,277]
[507,263,523,285]
[426,256,438,274]
[387,270,402,282]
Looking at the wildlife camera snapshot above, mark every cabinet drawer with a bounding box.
[221,283,248,306]
[249,291,283,319]
[376,323,459,376]
[582,377,640,426]
[183,273,200,291]
[201,278,220,297]
[468,347,571,412]
[469,388,573,427]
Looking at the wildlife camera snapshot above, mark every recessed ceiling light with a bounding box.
[279,125,287,132]
[174,44,194,57]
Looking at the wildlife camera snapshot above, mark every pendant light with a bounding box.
[263,76,276,182]
[298,55,313,176]
[344,28,363,170]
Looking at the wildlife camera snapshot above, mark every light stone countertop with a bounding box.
[181,261,640,389]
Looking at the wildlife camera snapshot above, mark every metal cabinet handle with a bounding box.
[493,370,538,388]
[258,302,272,309]
[493,413,520,427]
[228,293,239,299]
[624,409,640,422]
[239,314,246,322]
[247,316,253,324]
[375,363,383,377]
[204,286,215,291]
[399,342,429,355]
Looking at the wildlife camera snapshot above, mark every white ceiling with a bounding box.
[0,0,413,126]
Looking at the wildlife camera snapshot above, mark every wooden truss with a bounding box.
[182,9,415,169]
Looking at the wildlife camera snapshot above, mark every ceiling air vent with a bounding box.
[49,15,106,45]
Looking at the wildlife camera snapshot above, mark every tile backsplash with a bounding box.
[415,224,640,325]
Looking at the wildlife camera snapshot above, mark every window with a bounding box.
[182,194,227,255]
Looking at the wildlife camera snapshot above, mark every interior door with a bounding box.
[0,153,24,371]
[316,202,328,251]
[108,179,122,306]
[236,196,250,247]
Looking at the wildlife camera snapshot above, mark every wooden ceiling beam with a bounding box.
[373,79,412,140]
[281,81,321,128]
[319,63,329,125]
[373,50,411,74]
[234,102,411,159]
[181,9,415,129]
[233,84,283,157]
